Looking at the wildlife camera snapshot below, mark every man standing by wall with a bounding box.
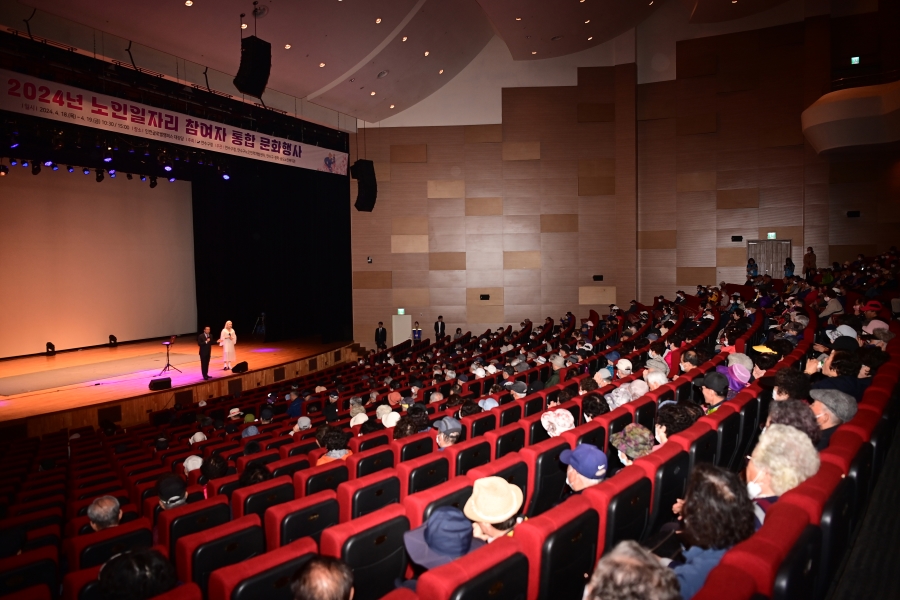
[434,315,446,339]
[375,321,387,350]
[803,247,817,282]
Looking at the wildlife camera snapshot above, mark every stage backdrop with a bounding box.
[0,165,197,358]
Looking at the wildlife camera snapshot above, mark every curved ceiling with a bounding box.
[20,0,804,123]
[679,0,793,23]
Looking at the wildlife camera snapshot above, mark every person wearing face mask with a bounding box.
[609,423,654,467]
[677,350,701,379]
[745,424,820,529]
[674,291,686,305]
[693,372,730,414]
[559,443,607,501]
[809,389,857,450]
[654,403,699,447]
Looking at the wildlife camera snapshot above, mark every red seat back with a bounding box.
[416,537,528,600]
[263,490,339,551]
[336,469,401,522]
[230,475,295,519]
[403,477,473,529]
[207,537,317,600]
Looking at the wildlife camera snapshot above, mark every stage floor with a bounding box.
[0,337,347,422]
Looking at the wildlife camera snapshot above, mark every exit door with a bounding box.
[747,240,792,278]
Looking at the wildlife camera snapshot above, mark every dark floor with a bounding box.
[828,420,900,600]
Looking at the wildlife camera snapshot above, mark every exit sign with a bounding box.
[397,308,405,315]
[851,56,860,65]
[767,232,777,239]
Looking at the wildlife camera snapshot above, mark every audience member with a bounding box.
[771,369,811,401]
[807,350,867,401]
[87,495,122,531]
[316,429,353,465]
[560,443,607,493]
[156,475,187,510]
[809,389,858,450]
[582,393,610,421]
[655,403,700,446]
[434,416,462,449]
[182,455,203,477]
[610,423,653,465]
[200,454,228,484]
[541,408,576,437]
[97,548,178,600]
[694,372,729,413]
[238,463,273,488]
[464,476,525,542]
[392,416,418,440]
[291,555,354,600]
[400,506,484,590]
[765,400,820,446]
[585,540,680,600]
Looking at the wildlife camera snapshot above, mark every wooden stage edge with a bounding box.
[0,339,357,439]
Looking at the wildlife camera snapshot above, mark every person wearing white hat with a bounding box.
[464,476,525,543]
[383,412,401,428]
[541,409,576,437]
[188,432,207,445]
[182,455,203,477]
[290,416,312,436]
[227,408,243,421]
[350,413,368,427]
[615,358,633,379]
[376,405,394,420]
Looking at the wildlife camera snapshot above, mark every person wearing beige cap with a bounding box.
[376,405,394,420]
[182,455,203,477]
[383,412,401,428]
[615,358,633,379]
[464,476,525,543]
[188,432,207,445]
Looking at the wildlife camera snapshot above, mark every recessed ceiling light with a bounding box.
[370,91,376,96]
[241,23,247,29]
[424,51,429,56]
[184,0,193,5]
[588,36,593,40]
[390,104,395,109]
[284,44,291,49]
[439,69,444,74]
[532,51,537,54]
[402,36,408,41]
[319,62,326,67]
[584,19,590,23]
[375,17,382,23]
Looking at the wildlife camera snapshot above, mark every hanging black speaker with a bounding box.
[351,159,378,212]
[233,36,271,98]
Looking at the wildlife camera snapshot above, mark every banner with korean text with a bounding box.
[0,68,348,176]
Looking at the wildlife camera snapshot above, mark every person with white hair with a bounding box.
[217,320,237,370]
[745,424,820,528]
[645,370,668,392]
[87,496,122,531]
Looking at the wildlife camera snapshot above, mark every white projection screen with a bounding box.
[0,165,197,358]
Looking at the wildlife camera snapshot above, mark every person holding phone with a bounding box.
[218,320,237,370]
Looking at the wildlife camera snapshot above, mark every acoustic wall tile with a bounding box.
[391,235,429,253]
[390,145,427,163]
[676,172,717,192]
[677,114,717,136]
[427,198,466,217]
[676,267,718,285]
[504,251,542,269]
[637,230,677,249]
[464,124,503,143]
[466,250,503,271]
[427,180,466,198]
[465,197,503,216]
[504,286,543,305]
[466,269,504,287]
[353,271,392,289]
[502,216,541,234]
[501,141,541,161]
[392,288,430,307]
[578,177,616,196]
[540,214,579,233]
[429,252,467,270]
[502,197,542,215]
[466,287,504,305]
[428,234,466,253]
[391,216,429,235]
[577,103,615,122]
[716,247,747,267]
[466,216,504,235]
[579,286,617,305]
[428,270,467,288]
[503,234,541,252]
[716,189,760,209]
[467,305,505,323]
[391,270,430,289]
[637,81,678,120]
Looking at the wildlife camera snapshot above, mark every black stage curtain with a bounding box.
[191,159,352,344]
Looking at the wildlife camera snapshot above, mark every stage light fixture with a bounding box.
[83,167,91,175]
[46,342,55,354]
[0,165,8,176]
[219,166,230,180]
[126,173,133,180]
[43,160,53,167]
[168,176,176,182]
[32,163,41,175]
[109,170,116,178]
[10,158,17,166]
[51,163,59,171]
[67,165,74,173]
[140,175,147,182]
[160,151,173,171]
[21,159,29,167]
[109,334,117,346]
[9,134,18,149]
[103,150,112,162]
[149,175,158,188]
[96,168,104,183]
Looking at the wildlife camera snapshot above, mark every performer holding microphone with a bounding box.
[198,326,213,380]
[218,320,237,370]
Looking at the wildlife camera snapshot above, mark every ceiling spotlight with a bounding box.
[284,44,291,49]
[370,91,376,96]
[585,19,590,23]
[219,166,230,180]
[424,51,429,56]
[532,51,537,54]
[51,163,59,171]
[185,0,192,5]
[402,36,408,42]
[96,168,104,182]
[375,17,382,23]
[319,62,326,67]
[10,158,17,166]
[43,160,53,167]
[149,175,157,188]
[390,104,395,109]
[67,165,74,173]
[0,165,8,176]
[588,36,593,40]
[83,167,90,175]
[515,17,521,21]
[241,23,248,29]
[126,173,133,180]
[140,175,147,182]
[32,163,41,175]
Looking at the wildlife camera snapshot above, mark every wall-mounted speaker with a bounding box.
[351,159,378,212]
[592,275,604,281]
[731,235,743,242]
[847,211,861,218]
[479,294,490,300]
[233,36,271,98]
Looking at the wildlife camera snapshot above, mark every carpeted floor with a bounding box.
[828,420,900,600]
[0,352,198,395]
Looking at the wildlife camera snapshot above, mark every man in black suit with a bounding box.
[198,326,213,380]
[434,315,446,339]
[375,321,387,350]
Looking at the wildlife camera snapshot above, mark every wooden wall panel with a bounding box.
[502,142,541,161]
[579,286,617,305]
[391,216,429,234]
[677,114,717,135]
[577,103,615,122]
[676,267,718,285]
[466,287,504,305]
[353,271,392,289]
[759,125,804,147]
[391,235,429,253]
[427,180,466,198]
[540,214,579,233]
[717,188,760,209]
[465,197,503,216]
[676,172,717,192]
[429,252,467,270]
[390,144,427,163]
[578,176,616,196]
[464,124,503,143]
[467,304,504,323]
[578,159,616,177]
[504,251,542,269]
[637,81,678,121]
[716,247,748,267]
[392,288,430,306]
[638,230,677,249]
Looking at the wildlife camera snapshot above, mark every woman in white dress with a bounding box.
[218,320,237,370]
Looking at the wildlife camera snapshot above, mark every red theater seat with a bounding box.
[293,461,350,498]
[157,496,232,560]
[466,452,529,509]
[518,413,551,446]
[416,537,528,600]
[495,402,523,427]
[460,411,496,440]
[396,453,450,498]
[484,423,527,459]
[175,515,266,597]
[230,475,294,519]
[207,537,318,600]
[63,517,153,570]
[692,564,757,600]
[582,467,652,554]
[345,446,395,479]
[560,420,606,453]
[519,437,569,517]
[404,478,473,529]
[264,491,340,550]
[336,469,401,521]
[390,431,434,463]
[0,546,58,598]
[155,583,203,599]
[441,437,492,476]
[667,420,718,471]
[234,449,280,473]
[698,404,741,470]
[4,585,52,600]
[631,442,690,536]
[514,496,600,600]
[624,395,657,432]
[320,504,410,600]
[348,431,390,453]
[267,454,311,479]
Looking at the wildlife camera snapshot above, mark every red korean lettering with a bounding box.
[110,101,128,120]
[199,123,213,138]
[51,90,64,106]
[90,97,109,116]
[66,92,83,110]
[185,118,198,135]
[148,110,162,128]
[163,114,179,131]
[130,106,146,124]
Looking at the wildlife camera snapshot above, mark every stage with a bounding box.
[0,337,354,435]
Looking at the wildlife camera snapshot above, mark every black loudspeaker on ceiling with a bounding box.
[234,36,271,98]
[351,159,378,212]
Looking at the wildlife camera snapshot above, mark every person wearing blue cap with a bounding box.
[560,443,608,495]
[399,506,485,590]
